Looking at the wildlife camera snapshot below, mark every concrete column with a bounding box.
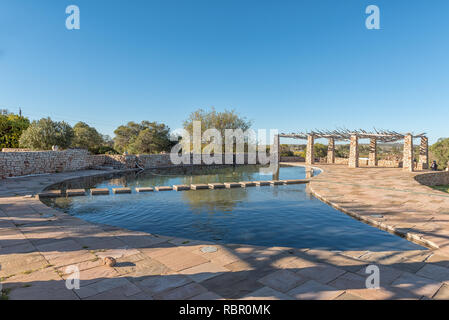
[348,135,359,168]
[306,135,315,165]
[327,138,335,164]
[403,134,414,172]
[418,136,429,170]
[368,138,377,167]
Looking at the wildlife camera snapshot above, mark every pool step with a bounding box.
[191,184,209,190]
[269,180,286,186]
[224,182,241,189]
[173,185,191,191]
[91,188,110,196]
[208,183,226,189]
[239,181,256,187]
[113,188,132,194]
[135,187,154,193]
[38,190,63,199]
[66,189,86,197]
[284,179,308,185]
[155,186,173,191]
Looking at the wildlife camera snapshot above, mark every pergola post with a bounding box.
[273,134,280,165]
[327,138,335,164]
[306,135,315,165]
[403,134,414,172]
[418,136,429,170]
[368,138,377,167]
[349,134,359,168]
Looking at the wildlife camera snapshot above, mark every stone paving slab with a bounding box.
[2,166,449,299]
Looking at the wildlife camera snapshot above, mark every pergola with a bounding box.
[274,129,429,172]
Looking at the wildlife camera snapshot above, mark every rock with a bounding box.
[103,257,116,267]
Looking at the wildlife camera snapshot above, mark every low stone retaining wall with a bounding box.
[0,149,102,178]
[333,157,400,168]
[280,156,304,162]
[0,151,269,178]
[415,171,449,186]
[334,157,349,165]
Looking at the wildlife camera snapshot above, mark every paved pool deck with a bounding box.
[1,164,449,300]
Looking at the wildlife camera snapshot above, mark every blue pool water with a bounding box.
[44,165,424,251]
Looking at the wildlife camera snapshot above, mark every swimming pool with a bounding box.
[43,165,424,251]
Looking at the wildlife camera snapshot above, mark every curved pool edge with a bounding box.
[285,162,440,250]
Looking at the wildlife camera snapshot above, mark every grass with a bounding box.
[1,288,11,300]
[432,185,449,194]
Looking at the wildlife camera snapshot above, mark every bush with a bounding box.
[89,146,119,155]
[430,138,449,170]
[19,118,74,150]
[0,111,30,149]
[72,122,104,152]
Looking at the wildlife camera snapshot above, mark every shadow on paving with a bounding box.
[1,229,447,300]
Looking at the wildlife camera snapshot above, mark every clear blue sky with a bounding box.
[0,0,448,143]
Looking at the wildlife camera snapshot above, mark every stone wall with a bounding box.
[280,156,305,162]
[378,159,401,168]
[0,151,267,178]
[335,157,349,165]
[2,148,33,152]
[0,149,99,178]
[415,171,449,186]
[332,157,400,168]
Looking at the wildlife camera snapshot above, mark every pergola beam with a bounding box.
[277,129,428,172]
[279,129,426,143]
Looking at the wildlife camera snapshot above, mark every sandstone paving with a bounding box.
[242,286,294,300]
[153,282,208,300]
[286,280,344,300]
[1,167,449,299]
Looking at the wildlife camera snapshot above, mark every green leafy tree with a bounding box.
[0,111,30,148]
[183,108,252,152]
[113,121,173,154]
[335,144,350,158]
[300,143,328,159]
[430,138,449,169]
[72,122,104,152]
[19,117,74,150]
[280,144,294,157]
[314,143,328,158]
[184,108,251,138]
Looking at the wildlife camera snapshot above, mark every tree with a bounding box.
[72,122,104,152]
[335,144,350,158]
[184,108,251,138]
[183,108,252,152]
[19,117,74,150]
[314,143,328,158]
[0,110,30,149]
[113,121,173,154]
[280,144,294,157]
[430,138,449,169]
